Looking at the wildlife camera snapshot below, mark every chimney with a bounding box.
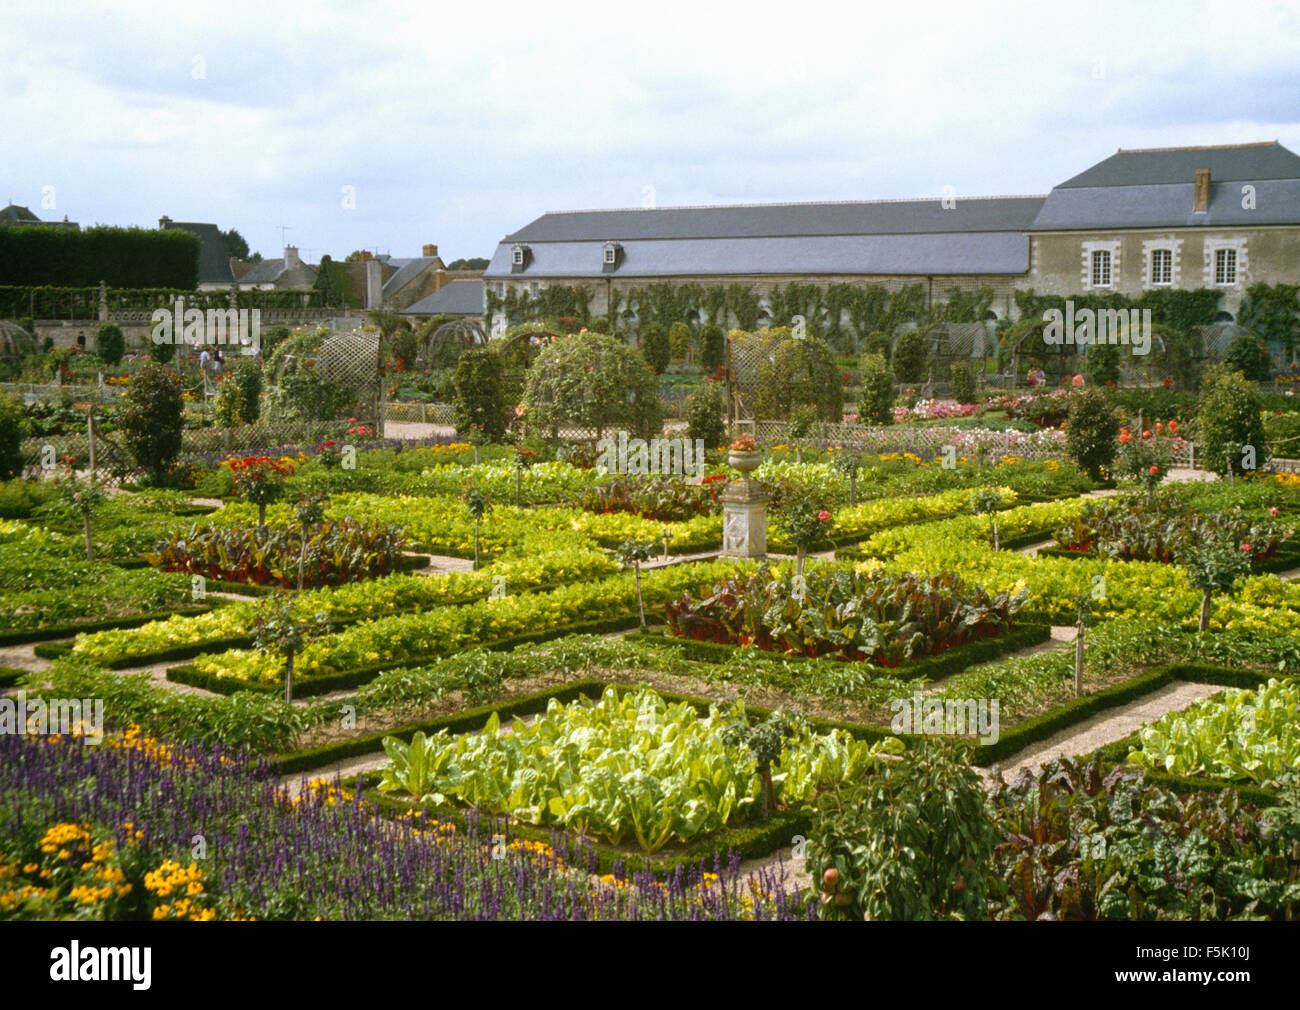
[1194,168,1211,212]
[284,245,301,269]
[434,267,447,292]
[158,215,173,229]
[422,243,438,258]
[365,258,384,309]
[360,250,372,262]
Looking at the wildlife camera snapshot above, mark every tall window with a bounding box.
[1150,248,1172,286]
[604,245,617,264]
[1091,249,1112,287]
[1215,248,1237,285]
[512,247,524,266]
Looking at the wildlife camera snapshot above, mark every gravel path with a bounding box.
[984,680,1223,781]
[0,643,49,673]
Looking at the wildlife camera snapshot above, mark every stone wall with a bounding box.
[31,307,353,350]
[1028,226,1300,317]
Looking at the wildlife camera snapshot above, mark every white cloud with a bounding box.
[0,0,1297,262]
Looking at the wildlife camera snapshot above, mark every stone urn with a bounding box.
[721,448,768,559]
[728,449,763,475]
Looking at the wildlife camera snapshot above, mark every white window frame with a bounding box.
[1091,250,1112,288]
[1215,248,1237,286]
[1081,239,1121,290]
[511,246,524,266]
[1203,236,1247,288]
[1150,248,1172,286]
[603,244,617,265]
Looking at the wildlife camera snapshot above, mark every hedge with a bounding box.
[0,666,28,688]
[1036,541,1300,576]
[0,605,213,648]
[0,226,200,289]
[637,622,1051,684]
[972,661,1290,767]
[166,614,658,697]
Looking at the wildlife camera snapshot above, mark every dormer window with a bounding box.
[510,243,530,274]
[601,241,622,273]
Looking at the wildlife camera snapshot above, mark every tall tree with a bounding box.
[221,228,251,260]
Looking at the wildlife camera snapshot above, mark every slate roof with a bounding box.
[163,222,234,285]
[485,232,1031,278]
[1055,142,1300,188]
[401,280,485,316]
[0,204,42,223]
[1032,142,1300,231]
[237,257,317,286]
[1,204,79,228]
[238,258,289,283]
[382,256,440,298]
[486,142,1300,281]
[504,196,1046,243]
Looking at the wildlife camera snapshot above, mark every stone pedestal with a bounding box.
[720,450,768,559]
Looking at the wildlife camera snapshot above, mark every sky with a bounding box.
[3,0,1298,265]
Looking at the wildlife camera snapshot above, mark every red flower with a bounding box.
[817,510,830,521]
[1241,542,1252,552]
[1271,506,1280,516]
[1163,378,1174,387]
[1168,420,1179,434]
[1149,465,1159,475]
[1141,430,1151,439]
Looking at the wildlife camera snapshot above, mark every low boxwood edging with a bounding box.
[167,614,660,698]
[91,568,628,671]
[1036,542,1300,576]
[142,553,432,591]
[997,528,1058,551]
[638,622,1051,684]
[0,606,214,648]
[973,661,1290,767]
[0,666,28,688]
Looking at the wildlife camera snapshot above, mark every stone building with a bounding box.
[341,245,480,311]
[233,244,318,290]
[0,205,78,229]
[1026,142,1300,317]
[484,141,1300,331]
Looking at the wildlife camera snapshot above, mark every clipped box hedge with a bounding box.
[168,614,658,698]
[0,605,213,648]
[638,622,1051,684]
[972,661,1290,767]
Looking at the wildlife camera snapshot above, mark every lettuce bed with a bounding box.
[375,685,902,854]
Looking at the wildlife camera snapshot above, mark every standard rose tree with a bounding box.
[228,455,295,535]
